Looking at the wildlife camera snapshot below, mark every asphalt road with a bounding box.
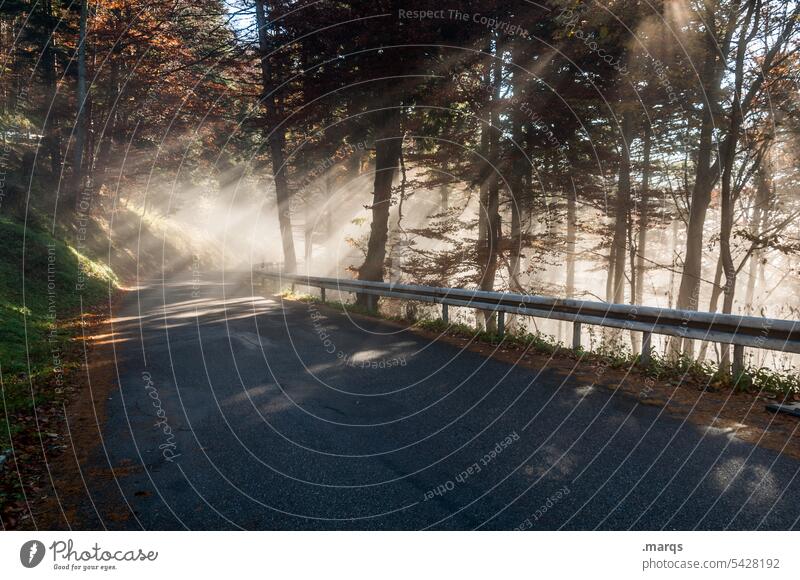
[68,272,800,530]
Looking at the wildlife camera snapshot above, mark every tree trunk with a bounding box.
[439,181,449,212]
[634,123,651,306]
[255,0,297,273]
[92,58,120,195]
[509,202,522,292]
[630,122,651,353]
[507,38,527,294]
[42,0,61,177]
[566,178,576,298]
[480,159,501,331]
[72,0,88,203]
[745,165,770,312]
[475,125,490,330]
[605,241,616,303]
[697,255,724,361]
[356,108,402,301]
[611,109,633,305]
[667,219,679,309]
[719,152,738,371]
[718,1,755,371]
[478,41,503,332]
[304,195,313,264]
[672,30,725,358]
[476,45,491,250]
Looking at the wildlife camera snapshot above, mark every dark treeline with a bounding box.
[3,0,800,367]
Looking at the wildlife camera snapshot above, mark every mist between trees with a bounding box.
[2,0,799,373]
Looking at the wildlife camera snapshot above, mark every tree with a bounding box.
[254,0,297,272]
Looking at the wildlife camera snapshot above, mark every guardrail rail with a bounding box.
[254,269,800,377]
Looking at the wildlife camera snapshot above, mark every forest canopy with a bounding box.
[2,0,800,370]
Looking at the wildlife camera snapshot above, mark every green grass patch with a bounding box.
[0,217,118,449]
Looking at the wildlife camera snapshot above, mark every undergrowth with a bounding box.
[0,217,118,450]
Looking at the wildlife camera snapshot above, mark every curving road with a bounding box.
[66,272,800,530]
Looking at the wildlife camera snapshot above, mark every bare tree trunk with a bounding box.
[611,109,633,304]
[474,41,500,330]
[304,196,313,265]
[718,0,757,371]
[744,241,759,314]
[629,219,638,352]
[667,219,679,309]
[605,241,616,303]
[42,0,61,177]
[745,166,769,312]
[509,202,522,292]
[566,179,576,298]
[673,27,725,358]
[698,255,724,361]
[439,181,449,212]
[476,44,491,251]
[255,0,297,273]
[72,0,88,203]
[634,123,651,307]
[322,173,335,271]
[480,167,501,331]
[719,186,737,371]
[269,119,296,273]
[475,123,490,330]
[478,42,503,332]
[92,57,119,195]
[630,122,651,352]
[356,108,402,301]
[507,39,527,294]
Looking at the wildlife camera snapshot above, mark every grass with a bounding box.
[279,290,800,398]
[0,217,118,450]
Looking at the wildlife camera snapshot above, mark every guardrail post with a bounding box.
[641,331,652,365]
[442,303,449,323]
[497,311,505,338]
[320,287,326,303]
[572,321,581,350]
[367,294,377,312]
[732,344,745,377]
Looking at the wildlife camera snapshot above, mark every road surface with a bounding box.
[64,273,800,530]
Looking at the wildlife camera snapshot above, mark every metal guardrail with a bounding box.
[255,270,800,374]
